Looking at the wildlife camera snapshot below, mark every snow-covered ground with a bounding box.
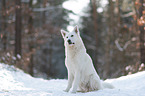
[0,63,145,96]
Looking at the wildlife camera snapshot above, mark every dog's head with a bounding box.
[61,25,80,47]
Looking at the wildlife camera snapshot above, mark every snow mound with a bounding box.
[0,63,145,96]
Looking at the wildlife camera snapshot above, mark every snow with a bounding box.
[62,0,109,31]
[62,0,90,31]
[63,0,89,14]
[0,63,145,96]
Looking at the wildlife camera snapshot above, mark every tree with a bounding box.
[2,0,7,51]
[103,0,115,78]
[139,0,145,64]
[28,0,34,76]
[91,0,98,69]
[15,0,22,56]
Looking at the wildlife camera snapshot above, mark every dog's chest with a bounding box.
[66,56,79,66]
[65,54,81,73]
[65,47,85,73]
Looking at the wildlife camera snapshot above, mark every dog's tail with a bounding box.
[102,82,114,89]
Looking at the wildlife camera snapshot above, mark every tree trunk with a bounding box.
[91,0,98,70]
[103,0,114,78]
[2,0,7,51]
[109,0,115,35]
[42,0,47,24]
[139,0,145,64]
[47,39,53,78]
[28,0,34,76]
[116,0,121,32]
[15,0,22,56]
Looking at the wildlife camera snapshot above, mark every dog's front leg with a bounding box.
[71,72,80,93]
[64,72,74,92]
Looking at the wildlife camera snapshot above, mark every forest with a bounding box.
[0,0,145,80]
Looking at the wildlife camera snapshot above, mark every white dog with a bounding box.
[61,25,114,93]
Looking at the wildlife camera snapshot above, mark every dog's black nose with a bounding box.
[67,39,71,44]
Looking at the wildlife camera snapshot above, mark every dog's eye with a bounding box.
[66,36,68,38]
[71,35,74,37]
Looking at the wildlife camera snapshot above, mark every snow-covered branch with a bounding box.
[121,11,135,18]
[115,39,131,51]
[33,6,62,12]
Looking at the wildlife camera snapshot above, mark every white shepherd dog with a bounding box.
[61,25,114,93]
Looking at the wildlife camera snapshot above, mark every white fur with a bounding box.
[61,26,114,93]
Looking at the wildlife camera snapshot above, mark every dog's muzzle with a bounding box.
[67,39,74,45]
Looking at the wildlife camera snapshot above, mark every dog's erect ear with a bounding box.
[74,25,80,35]
[61,30,68,38]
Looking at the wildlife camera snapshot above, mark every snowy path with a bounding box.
[0,63,145,96]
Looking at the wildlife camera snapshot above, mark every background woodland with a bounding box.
[0,0,145,79]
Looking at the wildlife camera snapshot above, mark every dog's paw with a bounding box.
[71,91,77,94]
[63,89,69,92]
